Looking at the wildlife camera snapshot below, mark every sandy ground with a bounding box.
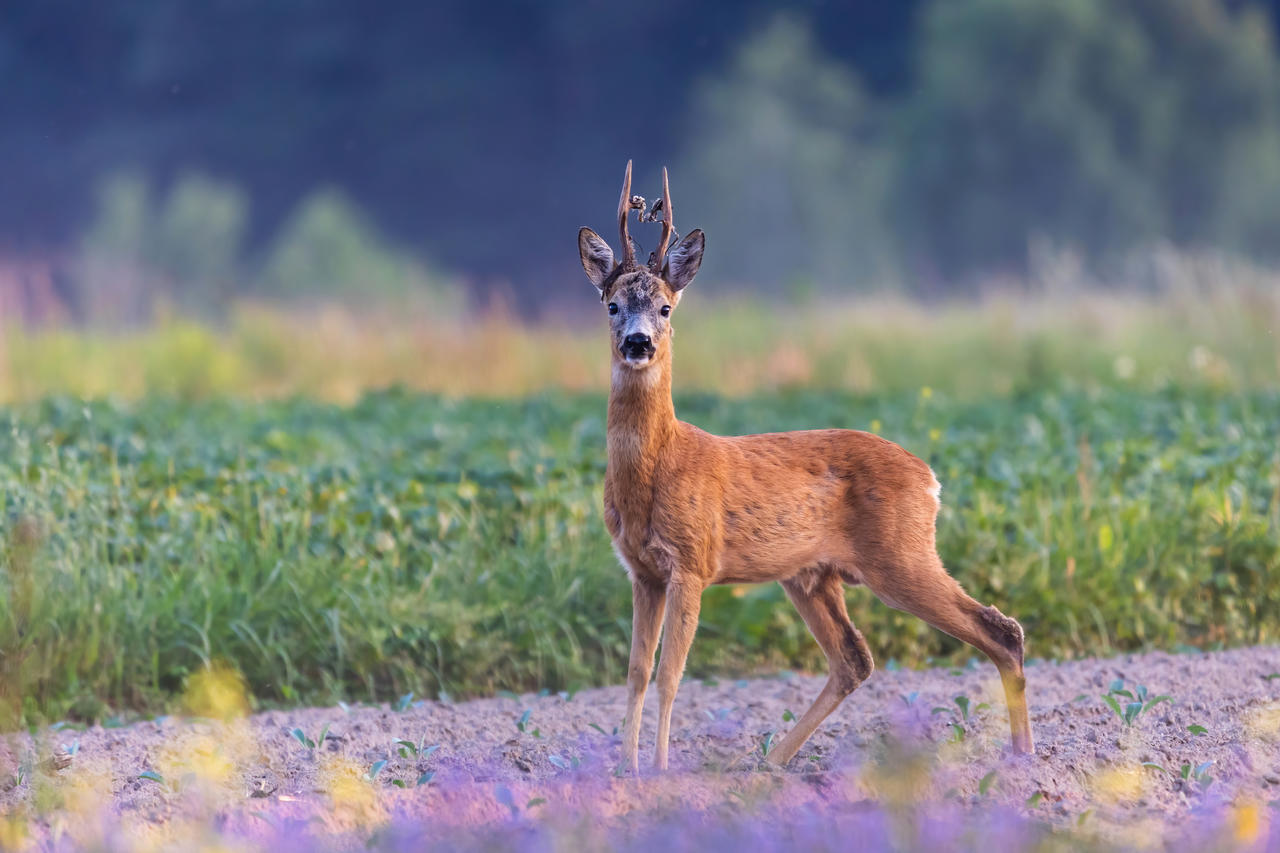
[3,645,1279,848]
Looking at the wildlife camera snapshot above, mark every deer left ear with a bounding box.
[579,227,615,292]
[664,229,704,292]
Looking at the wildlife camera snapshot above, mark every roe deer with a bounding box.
[578,161,1034,773]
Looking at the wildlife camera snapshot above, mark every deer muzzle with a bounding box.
[621,332,655,362]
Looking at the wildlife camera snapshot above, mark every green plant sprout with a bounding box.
[1181,761,1214,788]
[1100,679,1170,726]
[932,694,990,742]
[393,735,440,760]
[290,723,331,752]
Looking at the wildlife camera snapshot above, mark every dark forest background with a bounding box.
[4,0,1280,314]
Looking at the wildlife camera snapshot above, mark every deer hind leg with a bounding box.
[620,576,666,774]
[765,572,873,767]
[653,578,702,771]
[864,553,1034,754]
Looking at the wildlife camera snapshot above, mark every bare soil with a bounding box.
[4,646,1279,847]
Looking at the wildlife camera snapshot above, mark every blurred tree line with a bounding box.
[1,0,1278,310]
[688,0,1280,291]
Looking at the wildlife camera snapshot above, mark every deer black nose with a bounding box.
[622,333,653,358]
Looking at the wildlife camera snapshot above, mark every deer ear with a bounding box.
[664,229,704,292]
[578,227,615,291]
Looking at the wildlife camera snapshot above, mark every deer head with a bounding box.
[579,161,705,369]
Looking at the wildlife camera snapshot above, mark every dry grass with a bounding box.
[1,252,1278,402]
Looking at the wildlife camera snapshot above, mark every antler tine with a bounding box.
[617,159,637,269]
[651,166,673,272]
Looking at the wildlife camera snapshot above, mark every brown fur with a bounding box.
[581,166,1035,773]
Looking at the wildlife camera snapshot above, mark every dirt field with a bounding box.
[4,645,1279,849]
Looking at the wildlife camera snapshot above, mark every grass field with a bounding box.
[2,268,1279,725]
[2,381,1277,725]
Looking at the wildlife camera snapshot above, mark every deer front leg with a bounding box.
[653,577,702,771]
[766,574,874,767]
[620,576,666,774]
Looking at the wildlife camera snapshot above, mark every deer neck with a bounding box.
[606,349,677,481]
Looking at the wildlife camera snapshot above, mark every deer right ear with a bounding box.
[578,227,615,292]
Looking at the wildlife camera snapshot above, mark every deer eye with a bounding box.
[660,305,671,317]
[608,303,619,315]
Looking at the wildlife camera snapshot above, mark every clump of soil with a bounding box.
[2,646,1278,848]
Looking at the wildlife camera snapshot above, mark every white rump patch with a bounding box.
[612,541,637,577]
[927,468,942,508]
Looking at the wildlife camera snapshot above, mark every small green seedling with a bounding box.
[931,694,989,742]
[416,771,435,787]
[1187,724,1207,736]
[137,769,192,793]
[515,709,542,738]
[1180,760,1214,788]
[1101,680,1169,726]
[394,735,440,760]
[1025,791,1044,808]
[527,797,546,808]
[395,692,414,712]
[978,770,997,796]
[365,759,388,782]
[588,722,609,736]
[900,692,919,708]
[290,723,331,752]
[760,731,776,758]
[1142,761,1168,773]
[782,709,795,722]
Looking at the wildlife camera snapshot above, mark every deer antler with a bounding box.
[618,160,643,270]
[649,167,674,273]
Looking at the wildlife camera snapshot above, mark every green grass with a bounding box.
[1,385,1278,724]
